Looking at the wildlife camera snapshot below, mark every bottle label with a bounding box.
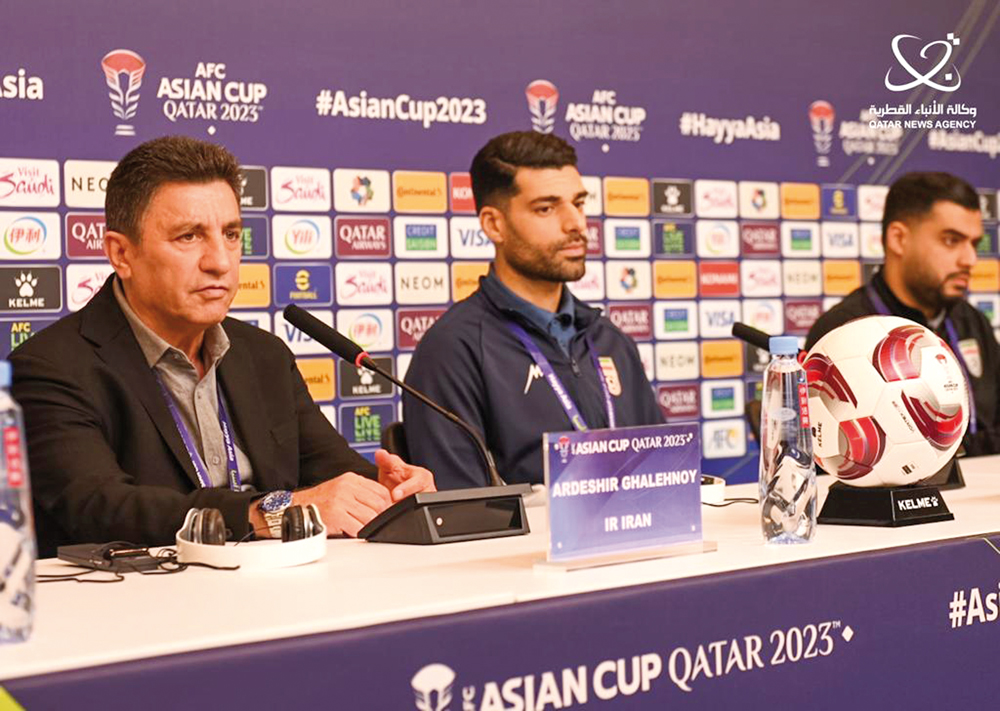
[798,382,810,428]
[4,426,24,488]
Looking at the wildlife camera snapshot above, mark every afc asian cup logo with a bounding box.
[411,663,456,711]
[557,435,571,464]
[101,49,146,137]
[807,100,835,167]
[525,80,558,134]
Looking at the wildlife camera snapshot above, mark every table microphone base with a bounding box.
[359,484,532,544]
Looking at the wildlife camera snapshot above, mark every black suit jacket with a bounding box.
[11,276,377,557]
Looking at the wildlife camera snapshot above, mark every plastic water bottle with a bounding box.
[0,360,35,642]
[759,337,816,544]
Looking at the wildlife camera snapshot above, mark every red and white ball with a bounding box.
[803,315,969,487]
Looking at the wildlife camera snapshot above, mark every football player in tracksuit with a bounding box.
[404,132,663,489]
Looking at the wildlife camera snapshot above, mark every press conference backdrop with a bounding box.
[2,0,999,483]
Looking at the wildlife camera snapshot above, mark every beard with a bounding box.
[902,260,969,315]
[503,229,588,283]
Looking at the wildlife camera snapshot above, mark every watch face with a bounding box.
[261,490,293,513]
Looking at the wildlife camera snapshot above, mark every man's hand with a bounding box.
[375,448,436,502]
[292,473,393,537]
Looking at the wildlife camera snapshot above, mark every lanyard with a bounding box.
[866,285,978,435]
[154,371,242,490]
[504,320,616,431]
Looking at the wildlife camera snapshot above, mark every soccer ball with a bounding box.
[803,315,969,487]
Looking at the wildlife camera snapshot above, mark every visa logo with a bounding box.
[705,310,736,327]
[283,324,314,343]
[459,228,490,247]
[828,233,855,247]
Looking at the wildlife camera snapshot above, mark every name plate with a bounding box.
[543,423,702,563]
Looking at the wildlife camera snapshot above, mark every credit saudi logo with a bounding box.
[101,49,146,136]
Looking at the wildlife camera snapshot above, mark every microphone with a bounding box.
[283,304,505,487]
[731,322,771,352]
[731,322,807,362]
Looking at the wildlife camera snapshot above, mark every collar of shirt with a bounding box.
[482,266,577,350]
[113,277,230,371]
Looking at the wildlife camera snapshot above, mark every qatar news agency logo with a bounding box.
[885,33,961,92]
[101,49,146,137]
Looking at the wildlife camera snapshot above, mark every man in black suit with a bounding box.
[11,136,434,556]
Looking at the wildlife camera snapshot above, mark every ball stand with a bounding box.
[817,458,962,527]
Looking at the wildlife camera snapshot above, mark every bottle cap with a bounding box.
[768,336,799,355]
[0,361,10,388]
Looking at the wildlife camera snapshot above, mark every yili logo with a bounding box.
[284,219,320,255]
[4,216,46,255]
[347,312,383,350]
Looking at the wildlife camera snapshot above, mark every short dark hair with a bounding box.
[469,131,577,213]
[882,171,980,246]
[105,136,242,242]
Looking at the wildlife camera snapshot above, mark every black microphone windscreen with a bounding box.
[283,304,365,363]
[731,322,772,352]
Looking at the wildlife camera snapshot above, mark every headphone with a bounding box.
[175,504,327,570]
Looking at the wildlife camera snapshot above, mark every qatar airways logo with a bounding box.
[397,307,446,350]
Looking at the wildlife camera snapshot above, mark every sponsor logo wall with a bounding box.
[3,16,998,480]
[5,151,999,474]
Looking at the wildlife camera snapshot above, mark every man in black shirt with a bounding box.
[806,172,999,456]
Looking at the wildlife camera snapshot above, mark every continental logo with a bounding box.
[232,264,270,307]
[392,171,447,213]
[452,261,489,301]
[654,260,697,298]
[970,259,999,292]
[822,260,861,295]
[701,340,744,378]
[603,177,650,216]
[296,358,335,401]
[780,183,820,219]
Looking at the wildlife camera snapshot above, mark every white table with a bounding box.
[2,456,998,710]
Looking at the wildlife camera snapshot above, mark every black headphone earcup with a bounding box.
[199,508,226,546]
[281,505,306,542]
[305,505,323,537]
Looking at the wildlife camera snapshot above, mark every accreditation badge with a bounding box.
[958,338,982,379]
[598,356,623,396]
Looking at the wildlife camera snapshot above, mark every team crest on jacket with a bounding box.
[958,339,982,378]
[598,356,622,396]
